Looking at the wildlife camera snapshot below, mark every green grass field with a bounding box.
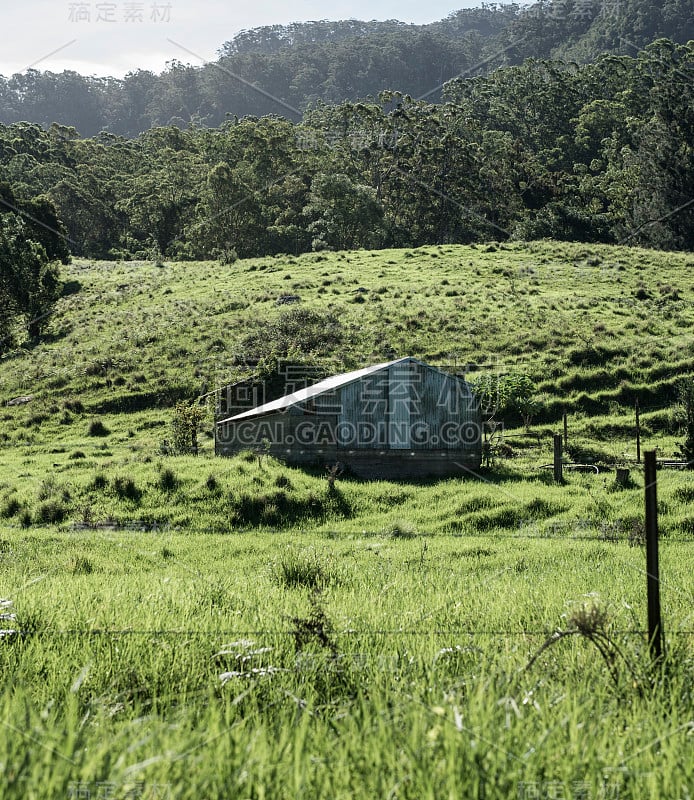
[1,241,693,799]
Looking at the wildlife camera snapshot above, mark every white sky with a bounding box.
[0,1,483,79]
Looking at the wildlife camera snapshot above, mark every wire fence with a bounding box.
[49,522,694,543]
[6,627,694,639]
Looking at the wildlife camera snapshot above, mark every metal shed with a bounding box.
[215,357,482,479]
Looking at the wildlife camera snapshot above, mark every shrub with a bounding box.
[157,467,179,493]
[38,476,57,501]
[85,360,112,376]
[674,486,694,503]
[387,519,417,539]
[274,551,336,590]
[240,307,343,360]
[1,498,22,518]
[36,501,67,525]
[218,248,238,265]
[230,490,326,528]
[112,476,142,502]
[171,402,205,455]
[90,474,108,491]
[88,419,110,437]
[274,474,292,489]
[71,556,94,575]
[80,506,95,527]
[64,399,85,414]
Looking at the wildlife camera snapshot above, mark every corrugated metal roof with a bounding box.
[217,357,416,424]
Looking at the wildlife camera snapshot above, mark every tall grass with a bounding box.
[0,527,693,798]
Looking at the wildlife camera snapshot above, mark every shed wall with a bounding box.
[216,363,482,478]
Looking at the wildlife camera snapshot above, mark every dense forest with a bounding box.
[1,0,693,135]
[1,37,692,268]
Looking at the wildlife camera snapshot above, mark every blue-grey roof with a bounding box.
[217,357,414,424]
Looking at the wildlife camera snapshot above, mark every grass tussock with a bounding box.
[88,419,110,437]
[274,550,340,590]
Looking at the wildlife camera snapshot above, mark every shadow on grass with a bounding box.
[297,461,539,487]
[61,279,82,298]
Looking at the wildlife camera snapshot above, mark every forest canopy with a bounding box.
[0,39,692,262]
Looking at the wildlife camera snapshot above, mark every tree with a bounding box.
[240,307,344,364]
[196,160,266,258]
[303,172,385,250]
[0,213,63,344]
[505,373,541,430]
[116,144,200,256]
[472,371,540,431]
[171,402,206,455]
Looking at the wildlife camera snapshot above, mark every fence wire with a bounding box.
[6,628,694,639]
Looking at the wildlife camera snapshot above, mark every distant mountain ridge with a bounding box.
[0,0,692,136]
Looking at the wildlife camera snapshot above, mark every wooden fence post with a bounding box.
[644,450,663,663]
[553,434,563,483]
[636,398,641,464]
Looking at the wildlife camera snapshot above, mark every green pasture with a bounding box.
[1,502,693,799]
[0,240,693,798]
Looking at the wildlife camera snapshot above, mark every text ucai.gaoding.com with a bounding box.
[217,419,482,448]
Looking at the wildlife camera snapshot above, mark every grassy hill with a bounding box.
[0,239,693,532]
[2,240,694,798]
[4,239,694,426]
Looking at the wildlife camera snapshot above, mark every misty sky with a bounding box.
[0,0,483,79]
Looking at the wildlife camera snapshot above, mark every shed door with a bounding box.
[388,363,413,449]
[337,375,387,450]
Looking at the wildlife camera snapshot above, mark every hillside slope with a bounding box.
[2,240,692,437]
